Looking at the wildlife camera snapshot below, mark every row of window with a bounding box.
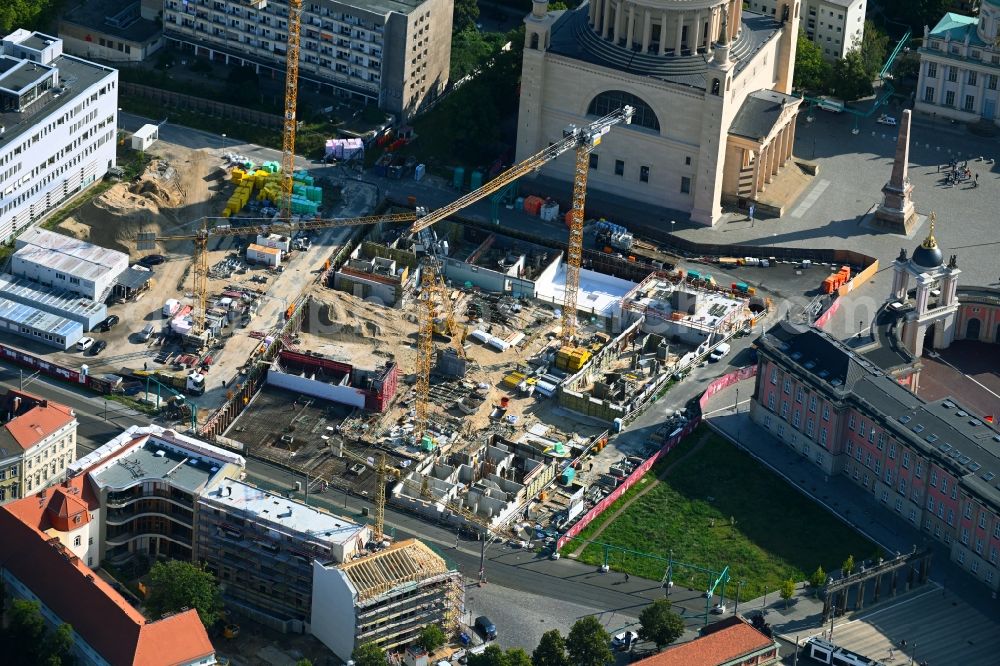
[0,128,114,217]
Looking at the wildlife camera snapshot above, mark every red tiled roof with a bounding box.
[635,617,777,666]
[0,389,76,451]
[0,489,215,666]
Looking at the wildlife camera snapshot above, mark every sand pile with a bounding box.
[58,154,216,254]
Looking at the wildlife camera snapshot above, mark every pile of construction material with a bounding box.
[226,165,323,217]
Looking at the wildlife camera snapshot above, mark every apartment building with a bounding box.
[161,0,452,119]
[0,30,118,242]
[749,0,866,59]
[196,477,371,631]
[69,425,245,566]
[0,476,217,666]
[916,3,1000,125]
[751,321,1000,591]
[0,389,78,504]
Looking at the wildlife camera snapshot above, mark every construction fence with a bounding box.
[556,365,757,550]
[121,82,284,129]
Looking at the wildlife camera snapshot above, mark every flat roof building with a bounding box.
[0,294,83,349]
[197,478,371,631]
[73,425,245,565]
[13,227,130,301]
[58,0,165,63]
[0,271,107,330]
[162,0,452,120]
[0,31,118,241]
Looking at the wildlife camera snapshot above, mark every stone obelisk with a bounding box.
[874,109,918,234]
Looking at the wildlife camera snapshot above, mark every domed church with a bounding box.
[515,0,803,227]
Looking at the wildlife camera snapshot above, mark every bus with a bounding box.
[804,637,887,666]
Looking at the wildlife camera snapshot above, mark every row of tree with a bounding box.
[352,599,686,666]
[793,23,890,102]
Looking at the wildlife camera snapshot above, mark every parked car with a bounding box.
[138,254,165,266]
[474,616,497,641]
[98,315,120,332]
[138,323,155,342]
[709,342,731,362]
[611,630,638,651]
[876,113,897,126]
[76,337,95,351]
[89,340,107,356]
[711,603,727,615]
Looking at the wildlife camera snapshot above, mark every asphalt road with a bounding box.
[0,358,666,631]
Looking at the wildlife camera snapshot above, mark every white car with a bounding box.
[711,603,727,614]
[611,630,638,651]
[877,114,897,126]
[76,337,95,351]
[709,342,731,362]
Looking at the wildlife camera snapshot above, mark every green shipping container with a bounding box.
[470,170,483,191]
[452,166,465,189]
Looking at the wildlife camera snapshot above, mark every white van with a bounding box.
[709,342,731,362]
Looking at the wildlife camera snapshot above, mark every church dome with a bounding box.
[912,221,943,269]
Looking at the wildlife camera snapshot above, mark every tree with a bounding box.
[882,0,951,33]
[146,560,223,628]
[532,629,570,666]
[638,599,685,648]
[453,0,480,34]
[352,642,388,666]
[418,624,447,653]
[469,644,511,666]
[830,50,873,102]
[794,30,831,92]
[43,623,75,665]
[859,21,889,80]
[506,648,533,666]
[4,599,74,666]
[0,0,63,34]
[842,554,855,576]
[567,616,612,666]
[809,566,827,596]
[225,65,260,106]
[780,578,796,609]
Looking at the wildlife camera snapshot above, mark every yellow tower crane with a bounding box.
[408,105,635,342]
[337,447,511,585]
[280,0,304,220]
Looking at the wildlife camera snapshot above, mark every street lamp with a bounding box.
[221,133,227,154]
[858,319,864,339]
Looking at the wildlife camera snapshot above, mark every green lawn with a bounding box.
[568,429,875,599]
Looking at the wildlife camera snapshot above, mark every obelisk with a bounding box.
[874,109,918,234]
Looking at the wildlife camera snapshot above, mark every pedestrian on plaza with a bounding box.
[625,572,630,582]
[937,164,940,173]
[976,173,979,183]
[888,647,895,660]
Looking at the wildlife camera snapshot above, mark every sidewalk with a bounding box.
[701,378,1000,623]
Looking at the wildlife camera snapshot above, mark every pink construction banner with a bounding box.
[556,366,757,551]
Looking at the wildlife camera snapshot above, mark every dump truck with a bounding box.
[133,369,206,396]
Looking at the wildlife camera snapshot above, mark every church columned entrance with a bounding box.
[966,318,981,340]
[923,324,936,355]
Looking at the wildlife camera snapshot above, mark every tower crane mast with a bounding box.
[281,0,304,221]
[409,105,634,341]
